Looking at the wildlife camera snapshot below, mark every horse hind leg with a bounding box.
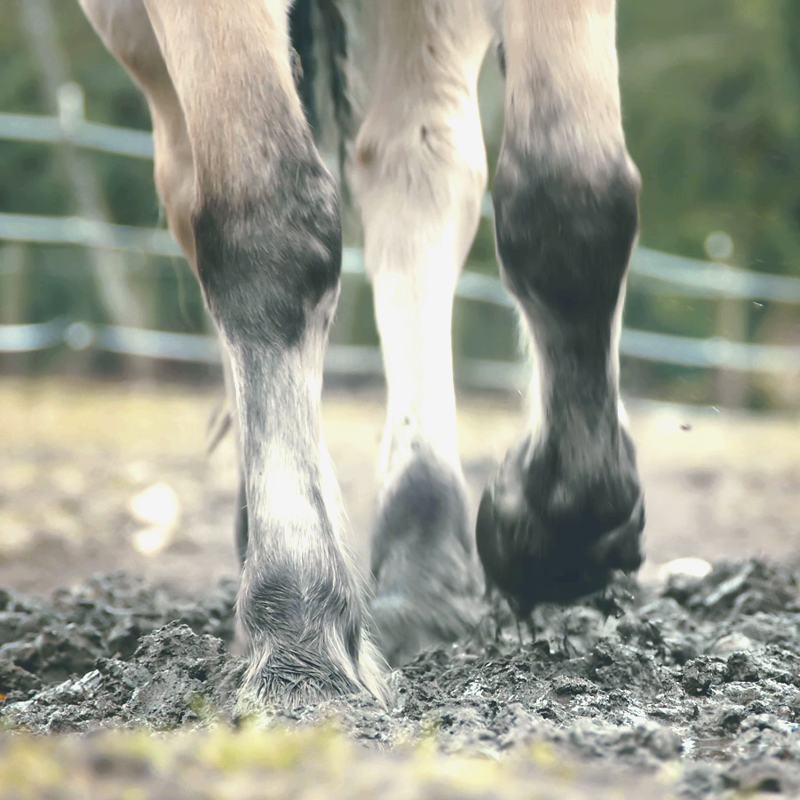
[79,0,196,266]
[351,0,494,665]
[477,0,645,614]
[80,0,249,575]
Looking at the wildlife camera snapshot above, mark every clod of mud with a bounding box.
[0,573,243,732]
[2,559,800,798]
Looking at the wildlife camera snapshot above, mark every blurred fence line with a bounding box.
[0,110,154,160]
[1,103,799,390]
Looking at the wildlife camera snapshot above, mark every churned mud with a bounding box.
[2,560,799,798]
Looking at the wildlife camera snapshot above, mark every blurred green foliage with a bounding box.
[0,0,798,406]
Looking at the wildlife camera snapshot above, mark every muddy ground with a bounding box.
[1,379,799,798]
[2,561,800,798]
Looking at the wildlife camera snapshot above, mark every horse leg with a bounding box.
[78,0,195,264]
[80,0,250,572]
[104,0,385,705]
[351,0,493,664]
[476,0,645,613]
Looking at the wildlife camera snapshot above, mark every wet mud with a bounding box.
[1,559,799,797]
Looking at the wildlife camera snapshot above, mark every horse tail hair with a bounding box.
[289,0,354,191]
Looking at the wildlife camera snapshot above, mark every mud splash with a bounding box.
[2,560,799,797]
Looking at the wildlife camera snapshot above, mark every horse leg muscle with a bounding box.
[79,0,196,265]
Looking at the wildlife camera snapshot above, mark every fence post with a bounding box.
[19,0,153,378]
[706,233,748,407]
[0,245,29,371]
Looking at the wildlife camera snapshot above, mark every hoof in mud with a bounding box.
[236,635,389,713]
[370,455,483,666]
[371,586,483,668]
[476,430,645,615]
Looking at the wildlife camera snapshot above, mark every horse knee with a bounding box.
[352,106,487,270]
[354,112,487,195]
[192,146,341,349]
[494,146,641,323]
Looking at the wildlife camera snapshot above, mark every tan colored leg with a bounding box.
[81,0,386,705]
[78,0,196,266]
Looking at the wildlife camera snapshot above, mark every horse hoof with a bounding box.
[236,634,389,713]
[476,431,645,615]
[370,453,483,666]
[371,584,482,667]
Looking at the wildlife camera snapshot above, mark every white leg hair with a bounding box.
[353,0,494,490]
[349,0,494,664]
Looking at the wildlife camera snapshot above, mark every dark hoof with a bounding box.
[371,592,482,667]
[370,454,483,666]
[476,430,645,615]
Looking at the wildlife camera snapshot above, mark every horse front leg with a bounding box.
[477,0,645,614]
[141,0,386,706]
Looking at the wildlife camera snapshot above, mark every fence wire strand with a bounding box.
[1,106,799,384]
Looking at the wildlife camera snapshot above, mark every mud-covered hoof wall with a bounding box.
[590,493,645,570]
[476,436,645,615]
[370,455,483,666]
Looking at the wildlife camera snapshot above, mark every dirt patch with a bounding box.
[2,560,799,797]
[3,379,800,595]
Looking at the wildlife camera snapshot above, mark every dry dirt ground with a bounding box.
[1,377,799,798]
[2,377,799,592]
